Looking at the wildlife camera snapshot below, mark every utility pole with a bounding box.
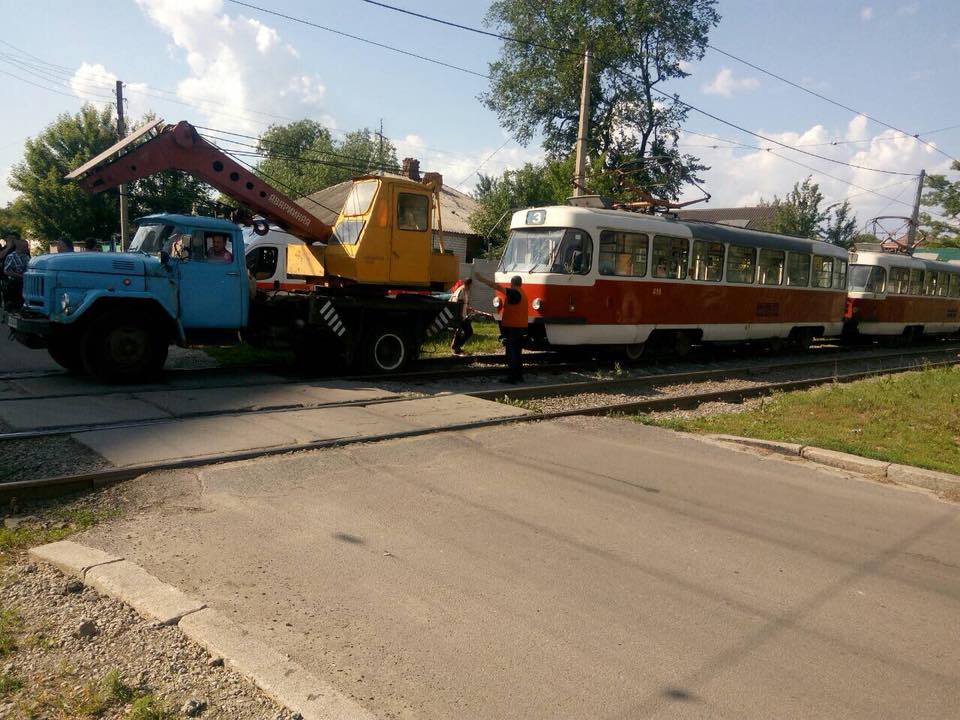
[572,46,592,197]
[378,118,384,173]
[115,80,129,250]
[906,168,926,249]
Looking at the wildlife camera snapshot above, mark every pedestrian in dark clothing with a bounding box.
[55,237,74,253]
[84,237,102,252]
[450,278,474,354]
[477,273,527,383]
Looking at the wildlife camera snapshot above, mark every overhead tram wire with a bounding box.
[452,138,514,190]
[706,44,958,163]
[225,0,489,79]
[354,0,923,178]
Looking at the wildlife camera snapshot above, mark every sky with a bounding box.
[1,0,959,233]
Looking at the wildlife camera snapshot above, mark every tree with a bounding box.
[8,106,212,242]
[256,121,399,199]
[0,197,29,238]
[468,158,574,254]
[760,176,858,248]
[482,0,719,203]
[920,160,960,247]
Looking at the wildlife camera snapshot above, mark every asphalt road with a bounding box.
[81,416,960,719]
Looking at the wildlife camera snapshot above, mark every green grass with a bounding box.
[0,506,120,567]
[0,607,21,656]
[644,366,960,475]
[0,672,23,695]
[420,319,503,356]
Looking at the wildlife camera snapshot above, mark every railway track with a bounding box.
[1,344,956,500]
[4,344,956,440]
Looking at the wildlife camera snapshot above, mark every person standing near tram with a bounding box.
[476,273,527,384]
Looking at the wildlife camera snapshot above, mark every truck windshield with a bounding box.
[500,228,593,274]
[849,264,886,293]
[129,223,175,254]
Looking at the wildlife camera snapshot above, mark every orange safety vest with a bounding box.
[500,287,528,328]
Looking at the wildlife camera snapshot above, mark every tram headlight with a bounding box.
[492,296,502,309]
[532,297,542,311]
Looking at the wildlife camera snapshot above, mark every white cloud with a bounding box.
[391,134,543,193]
[678,118,951,228]
[702,68,759,97]
[68,63,149,120]
[135,0,331,133]
[860,6,874,21]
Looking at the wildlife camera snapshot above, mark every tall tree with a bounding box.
[482,0,718,203]
[256,121,399,199]
[8,106,212,241]
[920,160,960,247]
[760,176,858,248]
[468,158,574,254]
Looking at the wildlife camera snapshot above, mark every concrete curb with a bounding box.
[180,609,374,720]
[29,541,371,719]
[709,434,960,495]
[85,560,206,626]
[27,540,122,578]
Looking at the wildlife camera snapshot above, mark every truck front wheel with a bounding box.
[81,310,168,382]
[47,330,84,372]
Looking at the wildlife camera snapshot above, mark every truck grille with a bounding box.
[24,273,44,298]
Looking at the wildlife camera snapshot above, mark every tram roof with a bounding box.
[673,219,848,257]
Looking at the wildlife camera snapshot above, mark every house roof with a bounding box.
[297,174,480,235]
[674,206,776,230]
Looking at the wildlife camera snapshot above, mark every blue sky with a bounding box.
[1,0,958,230]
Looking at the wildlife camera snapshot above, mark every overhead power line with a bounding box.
[353,0,920,177]
[706,44,957,163]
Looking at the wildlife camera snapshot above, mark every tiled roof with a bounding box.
[675,206,777,230]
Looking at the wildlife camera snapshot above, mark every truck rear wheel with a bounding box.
[361,327,412,373]
[81,310,168,382]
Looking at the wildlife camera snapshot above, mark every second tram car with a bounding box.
[844,246,960,340]
[494,205,849,356]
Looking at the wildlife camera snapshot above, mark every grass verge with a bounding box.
[420,319,503,356]
[0,506,119,568]
[643,366,960,476]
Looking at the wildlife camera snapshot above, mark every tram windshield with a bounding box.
[849,265,886,293]
[500,228,592,275]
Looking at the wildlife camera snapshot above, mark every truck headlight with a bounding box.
[61,293,71,315]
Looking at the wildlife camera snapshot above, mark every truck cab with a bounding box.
[10,213,249,381]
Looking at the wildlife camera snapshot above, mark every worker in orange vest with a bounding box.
[476,273,527,384]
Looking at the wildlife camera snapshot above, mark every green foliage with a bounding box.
[760,176,858,247]
[920,160,960,246]
[256,120,399,199]
[8,106,213,242]
[127,693,176,720]
[468,158,574,253]
[482,0,719,201]
[0,197,29,238]
[0,607,21,656]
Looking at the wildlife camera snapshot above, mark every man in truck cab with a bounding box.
[206,234,233,262]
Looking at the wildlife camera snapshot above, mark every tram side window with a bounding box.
[651,236,689,279]
[889,267,910,294]
[599,230,648,277]
[909,268,925,295]
[551,230,593,275]
[786,252,810,286]
[691,240,723,281]
[937,271,950,297]
[950,273,960,298]
[812,255,834,288]
[726,244,756,284]
[832,259,848,289]
[758,249,785,286]
[245,246,278,280]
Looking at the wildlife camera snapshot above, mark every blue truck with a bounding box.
[7,120,460,381]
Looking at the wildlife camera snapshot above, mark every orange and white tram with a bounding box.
[493,205,849,356]
[844,247,960,340]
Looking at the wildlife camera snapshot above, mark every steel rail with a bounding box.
[1,356,956,501]
[3,345,955,440]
